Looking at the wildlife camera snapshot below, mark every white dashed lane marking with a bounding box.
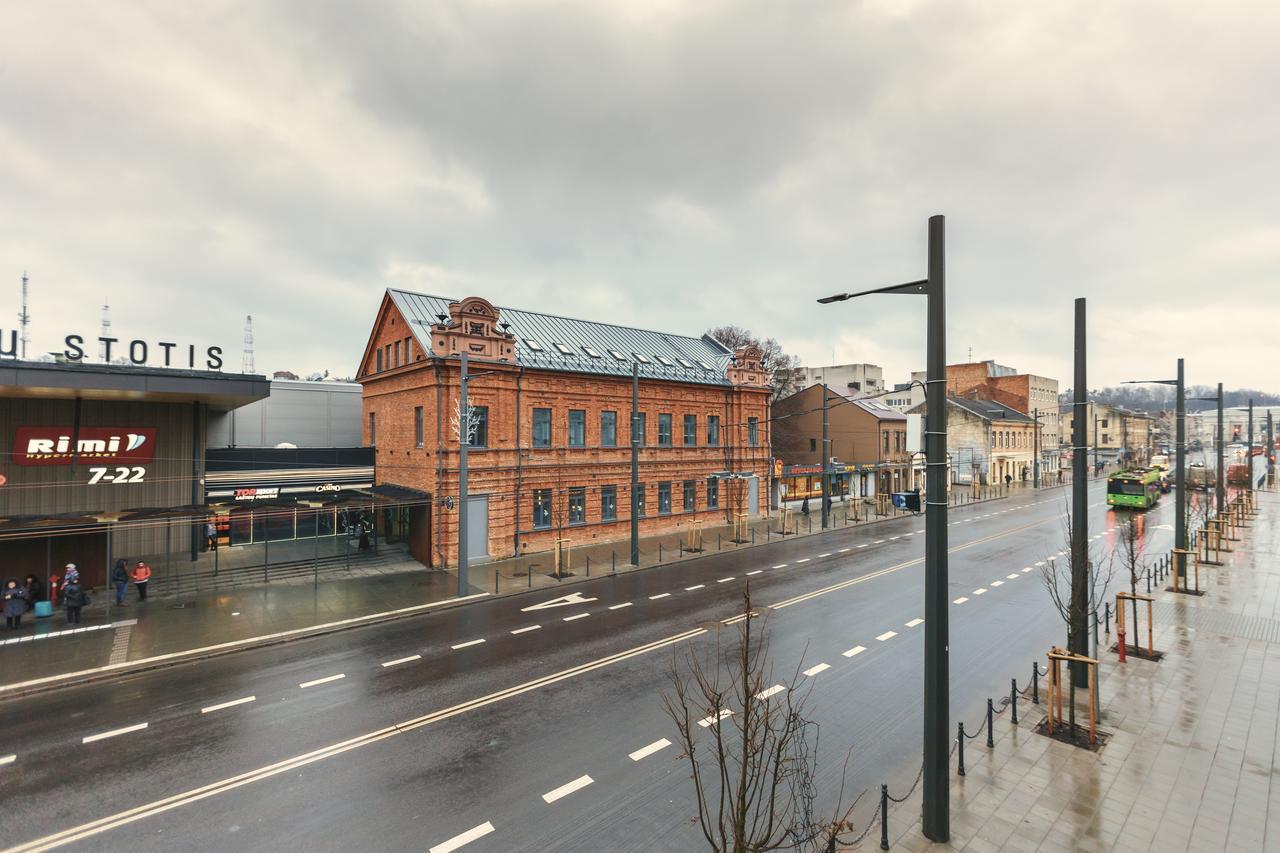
[1022,567,1034,573]
[876,631,898,642]
[542,775,594,804]
[803,663,831,677]
[83,722,148,744]
[0,754,13,766]
[953,597,969,604]
[510,626,541,635]
[991,580,1004,587]
[796,558,810,564]
[717,577,735,583]
[451,639,486,649]
[382,654,422,667]
[429,821,496,853]
[756,684,785,700]
[698,709,734,727]
[905,618,924,628]
[608,602,633,610]
[818,553,831,558]
[201,696,256,713]
[746,570,763,576]
[299,673,345,689]
[1007,573,1020,580]
[562,613,589,622]
[857,544,868,549]
[838,548,851,553]
[842,645,866,658]
[648,593,670,600]
[772,564,788,569]
[685,585,705,591]
[629,739,672,761]
[973,588,988,596]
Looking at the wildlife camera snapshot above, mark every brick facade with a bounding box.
[358,294,772,566]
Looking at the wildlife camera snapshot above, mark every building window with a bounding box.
[683,414,697,446]
[394,340,401,367]
[658,482,672,515]
[883,431,889,453]
[568,488,586,525]
[533,489,552,529]
[376,348,383,373]
[533,407,552,448]
[414,406,424,448]
[369,412,376,446]
[468,406,489,448]
[810,438,817,452]
[748,417,759,446]
[568,410,586,447]
[601,486,617,521]
[600,411,617,447]
[634,483,647,517]
[633,412,647,446]
[658,413,673,446]
[683,480,696,511]
[707,415,720,446]
[706,477,719,509]
[405,336,412,361]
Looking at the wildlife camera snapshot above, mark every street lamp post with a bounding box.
[818,214,949,842]
[1191,384,1225,514]
[1031,409,1041,489]
[821,386,830,529]
[1248,399,1255,496]
[1124,358,1187,585]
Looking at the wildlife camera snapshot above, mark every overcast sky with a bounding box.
[2,1,1277,389]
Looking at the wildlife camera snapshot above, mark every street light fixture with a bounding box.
[818,214,949,842]
[1123,359,1187,587]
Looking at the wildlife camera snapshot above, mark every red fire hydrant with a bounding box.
[49,574,60,607]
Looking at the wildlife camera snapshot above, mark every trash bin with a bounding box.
[34,600,53,618]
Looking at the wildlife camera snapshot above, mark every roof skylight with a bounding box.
[607,349,627,361]
[655,355,675,366]
[553,342,574,355]
[582,345,602,358]
[524,339,544,352]
[696,360,714,370]
[633,353,653,364]
[676,358,694,368]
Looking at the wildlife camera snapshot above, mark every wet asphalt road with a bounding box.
[0,481,1179,852]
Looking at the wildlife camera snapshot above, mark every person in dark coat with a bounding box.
[24,574,44,605]
[111,559,129,606]
[62,576,88,625]
[3,578,28,629]
[800,497,810,516]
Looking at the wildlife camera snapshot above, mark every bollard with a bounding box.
[586,555,591,576]
[611,551,616,574]
[956,722,966,776]
[1105,601,1110,634]
[528,566,532,587]
[879,783,889,851]
[494,569,498,594]
[1031,661,1039,705]
[808,515,812,533]
[986,698,995,748]
[679,541,684,558]
[1146,568,1150,594]
[659,543,663,563]
[751,528,756,545]
[1011,678,1019,725]
[718,533,722,551]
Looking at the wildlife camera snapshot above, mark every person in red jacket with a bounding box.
[132,560,152,601]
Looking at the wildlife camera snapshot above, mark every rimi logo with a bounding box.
[14,427,158,466]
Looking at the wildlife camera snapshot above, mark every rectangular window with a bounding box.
[706,477,719,510]
[568,488,586,525]
[533,489,552,529]
[414,406,424,448]
[810,438,817,452]
[600,411,617,447]
[635,483,647,517]
[568,410,586,447]
[633,412,647,446]
[468,406,489,448]
[601,486,617,521]
[884,431,890,453]
[683,414,697,446]
[376,348,383,373]
[707,415,720,446]
[533,407,552,448]
[683,480,696,512]
[658,481,672,515]
[748,417,759,446]
[369,412,376,446]
[405,336,412,362]
[658,413,673,446]
[396,340,403,367]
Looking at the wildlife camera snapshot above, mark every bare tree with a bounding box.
[1039,499,1115,734]
[706,325,803,401]
[663,591,860,852]
[1116,514,1148,655]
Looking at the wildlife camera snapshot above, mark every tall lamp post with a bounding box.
[818,214,949,841]
[1123,358,1187,586]
[1190,384,1225,514]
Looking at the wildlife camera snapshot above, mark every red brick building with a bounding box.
[357,291,772,566]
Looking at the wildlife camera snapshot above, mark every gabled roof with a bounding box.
[949,395,1033,423]
[824,385,908,421]
[387,289,735,386]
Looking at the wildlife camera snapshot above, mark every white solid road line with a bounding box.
[430,821,496,853]
[905,618,924,628]
[973,588,988,595]
[381,654,423,667]
[83,722,148,744]
[0,754,16,766]
[299,673,345,689]
[451,639,486,650]
[842,645,866,658]
[562,613,590,622]
[717,577,735,583]
[629,738,672,761]
[876,631,898,642]
[746,570,763,576]
[542,775,594,804]
[756,684,785,700]
[803,663,830,677]
[698,709,734,727]
[649,593,671,600]
[201,696,256,714]
[685,584,705,591]
[608,602,633,610]
[510,626,541,635]
[953,597,969,604]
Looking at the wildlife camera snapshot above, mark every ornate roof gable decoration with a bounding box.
[727,344,770,388]
[431,296,516,362]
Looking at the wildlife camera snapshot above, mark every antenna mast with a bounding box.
[18,271,30,359]
[242,314,255,374]
[100,299,112,361]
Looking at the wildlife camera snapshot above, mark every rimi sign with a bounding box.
[14,427,157,466]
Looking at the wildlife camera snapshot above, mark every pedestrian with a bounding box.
[132,560,152,601]
[206,519,217,551]
[62,574,88,625]
[110,558,129,606]
[801,497,810,516]
[24,573,44,606]
[357,521,371,551]
[1004,473,1012,488]
[3,578,28,629]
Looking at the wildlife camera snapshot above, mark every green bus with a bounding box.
[1106,468,1162,509]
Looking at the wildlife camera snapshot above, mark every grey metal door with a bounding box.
[748,477,759,515]
[466,495,489,560]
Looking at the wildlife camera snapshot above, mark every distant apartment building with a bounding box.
[908,396,1039,486]
[885,381,922,412]
[943,360,1061,473]
[1060,402,1155,467]
[795,363,885,395]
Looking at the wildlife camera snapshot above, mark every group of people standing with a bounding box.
[2,559,152,630]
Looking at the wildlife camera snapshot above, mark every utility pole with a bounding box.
[1217,383,1226,512]
[630,363,640,566]
[1268,410,1275,487]
[18,271,30,359]
[1248,398,1254,495]
[457,352,470,596]
[1032,409,1040,489]
[1070,299,1090,683]
[821,387,830,529]
[1175,359,1186,585]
